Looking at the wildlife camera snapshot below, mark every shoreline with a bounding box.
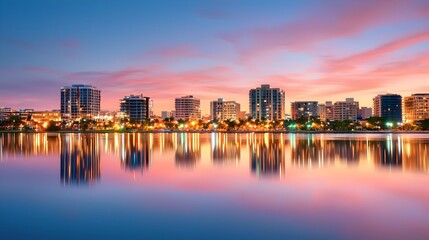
[1,130,429,134]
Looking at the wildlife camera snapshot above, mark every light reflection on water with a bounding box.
[1,133,429,181]
[0,133,429,239]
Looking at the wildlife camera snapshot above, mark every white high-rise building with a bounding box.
[333,98,359,121]
[60,84,101,120]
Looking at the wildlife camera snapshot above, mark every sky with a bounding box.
[0,0,429,115]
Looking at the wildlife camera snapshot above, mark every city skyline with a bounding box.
[1,0,429,115]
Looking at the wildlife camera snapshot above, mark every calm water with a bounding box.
[1,133,428,239]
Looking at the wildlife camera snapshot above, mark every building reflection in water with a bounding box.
[211,133,240,164]
[290,134,323,168]
[175,133,201,168]
[290,134,365,168]
[288,134,429,173]
[60,134,100,185]
[371,135,402,168]
[0,133,60,158]
[119,133,151,173]
[250,133,285,178]
[1,133,429,179]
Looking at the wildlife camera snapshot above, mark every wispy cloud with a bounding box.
[324,29,429,72]
[221,0,413,64]
[0,36,39,52]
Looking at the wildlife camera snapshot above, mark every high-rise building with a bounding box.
[358,107,372,120]
[174,95,201,120]
[290,101,318,120]
[318,101,333,121]
[333,98,359,121]
[120,94,151,122]
[210,98,241,120]
[60,84,101,120]
[404,93,429,122]
[373,93,402,123]
[249,84,285,120]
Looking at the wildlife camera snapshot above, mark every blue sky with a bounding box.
[1,0,429,114]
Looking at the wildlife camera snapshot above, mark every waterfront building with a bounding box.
[60,84,101,120]
[358,107,373,120]
[249,84,285,121]
[291,101,318,120]
[210,98,241,120]
[333,98,359,121]
[404,93,429,122]
[373,93,402,123]
[120,94,151,122]
[174,95,201,120]
[0,107,12,121]
[10,109,34,122]
[318,101,334,121]
[30,110,61,129]
[161,111,173,119]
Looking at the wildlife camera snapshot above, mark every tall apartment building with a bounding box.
[404,93,429,122]
[249,84,285,121]
[210,98,241,120]
[174,95,201,120]
[290,101,318,120]
[120,94,151,122]
[318,101,334,121]
[333,98,359,121]
[60,84,101,120]
[373,93,402,123]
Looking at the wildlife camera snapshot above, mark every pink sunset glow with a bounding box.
[0,0,428,115]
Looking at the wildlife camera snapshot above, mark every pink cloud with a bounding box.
[261,50,429,103]
[136,45,212,61]
[325,29,429,72]
[221,0,412,64]
[151,45,200,58]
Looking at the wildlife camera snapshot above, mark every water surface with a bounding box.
[1,133,428,239]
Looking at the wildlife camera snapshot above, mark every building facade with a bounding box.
[61,84,101,120]
[174,95,201,120]
[404,93,429,122]
[318,101,334,121]
[120,94,151,122]
[249,84,285,121]
[333,98,359,121]
[210,98,241,120]
[358,107,372,120]
[0,107,11,121]
[290,101,318,120]
[161,111,173,119]
[373,93,402,122]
